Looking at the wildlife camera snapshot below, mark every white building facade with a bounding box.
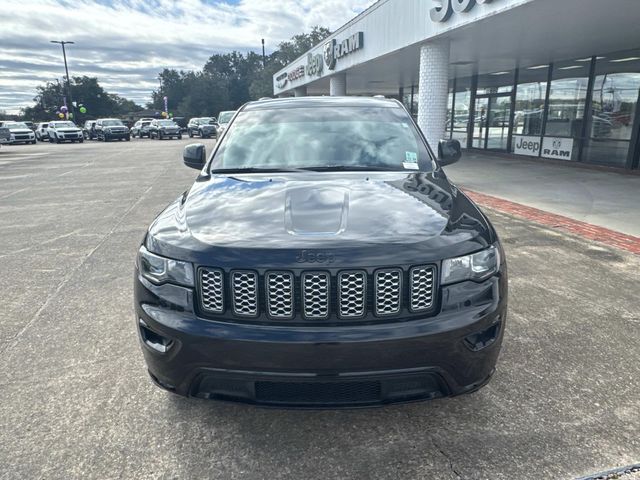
[273,0,640,170]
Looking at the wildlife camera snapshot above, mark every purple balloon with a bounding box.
[60,106,68,113]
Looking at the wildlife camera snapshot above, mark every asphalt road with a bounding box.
[0,140,639,480]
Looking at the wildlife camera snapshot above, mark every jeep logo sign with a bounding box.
[542,137,574,160]
[306,53,323,76]
[430,0,494,22]
[324,32,364,70]
[513,135,541,157]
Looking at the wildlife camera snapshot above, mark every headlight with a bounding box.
[136,245,194,287]
[441,245,500,285]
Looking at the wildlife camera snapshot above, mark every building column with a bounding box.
[418,41,450,149]
[294,86,307,97]
[329,73,347,96]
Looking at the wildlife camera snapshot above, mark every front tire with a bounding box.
[125,135,130,141]
[158,132,163,140]
[79,138,84,143]
[31,140,36,144]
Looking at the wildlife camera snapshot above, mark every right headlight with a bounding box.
[136,245,194,287]
[441,245,500,285]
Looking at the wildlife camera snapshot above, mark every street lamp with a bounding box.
[50,40,75,120]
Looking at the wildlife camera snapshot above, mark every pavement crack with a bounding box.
[431,437,462,479]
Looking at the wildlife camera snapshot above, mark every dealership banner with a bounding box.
[542,137,574,161]
[513,136,542,157]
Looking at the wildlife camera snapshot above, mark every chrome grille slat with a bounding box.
[266,272,294,319]
[375,269,402,316]
[302,272,330,319]
[231,271,258,316]
[200,268,224,313]
[410,266,435,312]
[338,271,366,318]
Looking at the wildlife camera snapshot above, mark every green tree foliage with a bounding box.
[147,26,332,119]
[21,76,142,122]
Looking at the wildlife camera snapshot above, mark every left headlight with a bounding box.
[136,245,194,287]
[441,245,500,286]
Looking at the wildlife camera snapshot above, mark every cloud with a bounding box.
[0,0,375,114]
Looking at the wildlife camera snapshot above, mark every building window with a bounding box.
[451,76,472,147]
[513,65,549,138]
[583,51,640,168]
[543,58,591,160]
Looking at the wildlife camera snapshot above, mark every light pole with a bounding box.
[51,40,75,120]
[262,39,266,68]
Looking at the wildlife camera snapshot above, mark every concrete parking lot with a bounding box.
[0,140,638,479]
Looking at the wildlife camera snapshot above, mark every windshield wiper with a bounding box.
[211,167,309,174]
[298,165,410,172]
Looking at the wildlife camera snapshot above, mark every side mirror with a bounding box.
[437,139,462,167]
[183,143,206,170]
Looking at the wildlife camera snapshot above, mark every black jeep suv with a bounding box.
[95,118,130,141]
[134,97,507,408]
[187,117,217,138]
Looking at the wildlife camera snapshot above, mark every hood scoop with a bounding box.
[285,186,349,236]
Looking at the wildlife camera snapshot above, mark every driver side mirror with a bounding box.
[437,139,462,167]
[183,143,206,170]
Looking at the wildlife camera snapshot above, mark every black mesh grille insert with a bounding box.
[255,380,382,404]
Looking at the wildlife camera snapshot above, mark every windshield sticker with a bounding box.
[405,151,418,164]
[403,162,419,170]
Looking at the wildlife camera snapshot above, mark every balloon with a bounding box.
[60,106,68,113]
[69,113,73,119]
[161,111,167,118]
[58,113,65,118]
[169,112,173,118]
[79,106,87,114]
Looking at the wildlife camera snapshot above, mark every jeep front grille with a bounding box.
[198,266,436,321]
[410,266,435,312]
[302,272,330,319]
[338,271,366,318]
[231,271,258,317]
[375,269,402,316]
[266,272,294,319]
[200,268,224,313]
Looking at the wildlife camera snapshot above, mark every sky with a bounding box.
[0,0,376,114]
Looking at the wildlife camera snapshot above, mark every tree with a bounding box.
[21,76,142,122]
[144,26,333,119]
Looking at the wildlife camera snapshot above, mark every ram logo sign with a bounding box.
[542,137,574,160]
[430,0,495,23]
[323,32,364,70]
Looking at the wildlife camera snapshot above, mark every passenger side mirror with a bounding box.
[437,139,462,167]
[183,143,206,170]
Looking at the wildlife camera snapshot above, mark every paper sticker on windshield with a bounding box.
[405,151,418,164]
[403,162,419,170]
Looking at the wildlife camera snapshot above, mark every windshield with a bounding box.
[157,120,176,126]
[199,117,215,124]
[53,122,76,128]
[218,111,235,124]
[210,106,432,173]
[103,120,123,126]
[7,122,28,129]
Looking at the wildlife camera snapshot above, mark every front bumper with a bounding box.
[57,132,83,141]
[104,130,129,138]
[134,270,507,408]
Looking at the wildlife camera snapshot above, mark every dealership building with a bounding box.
[273,0,640,171]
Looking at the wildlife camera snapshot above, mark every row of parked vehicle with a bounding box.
[0,111,237,147]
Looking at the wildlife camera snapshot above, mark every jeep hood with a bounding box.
[147,172,494,263]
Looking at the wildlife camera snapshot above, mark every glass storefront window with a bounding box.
[583,51,640,167]
[451,77,472,147]
[513,65,549,137]
[446,89,454,139]
[545,59,590,142]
